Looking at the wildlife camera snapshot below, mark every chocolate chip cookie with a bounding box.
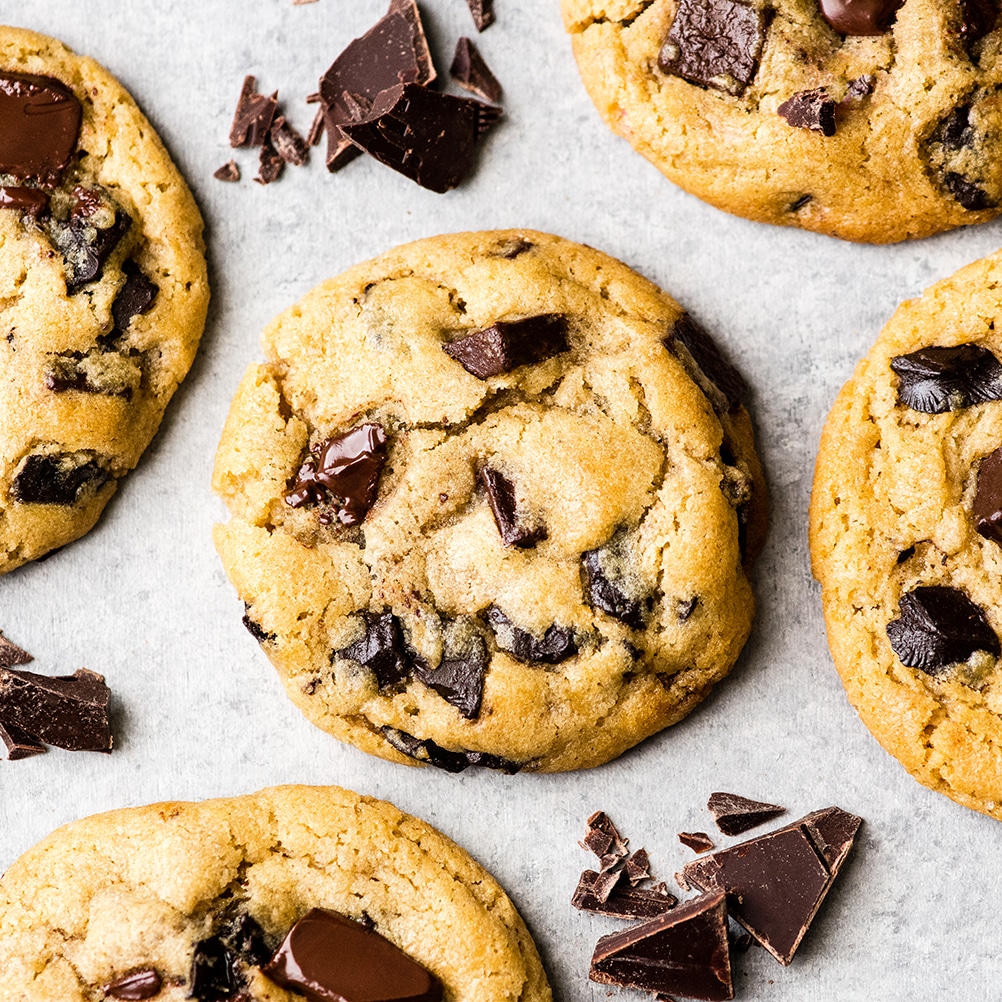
[812,249,1002,820]
[212,230,765,773]
[0,785,551,1001]
[563,0,1002,243]
[0,27,208,572]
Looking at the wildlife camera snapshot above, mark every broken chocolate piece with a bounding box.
[381,726,522,773]
[707,791,786,835]
[0,719,45,760]
[112,261,158,334]
[886,585,1000,673]
[0,667,112,752]
[0,72,81,185]
[581,811,629,859]
[264,908,443,1002]
[189,937,235,1001]
[103,969,163,1000]
[0,631,32,668]
[229,76,278,148]
[658,0,765,97]
[0,186,49,215]
[269,115,310,165]
[214,160,241,182]
[778,88,836,136]
[590,890,733,1001]
[679,831,715,853]
[890,343,1002,413]
[443,313,569,379]
[466,0,495,30]
[668,314,746,412]
[589,866,625,904]
[413,623,488,719]
[573,871,677,919]
[335,612,411,691]
[818,0,902,34]
[285,423,387,526]
[481,467,547,548]
[486,606,577,665]
[625,848,651,884]
[682,806,862,965]
[582,547,647,630]
[974,446,1002,544]
[450,38,502,103]
[844,75,875,100]
[54,206,132,293]
[256,132,284,185]
[11,453,110,505]
[341,83,499,193]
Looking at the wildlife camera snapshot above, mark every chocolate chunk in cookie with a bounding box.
[444,314,569,378]
[886,586,1000,673]
[335,612,411,692]
[189,937,236,1001]
[583,544,648,630]
[103,969,163,1000]
[959,0,999,46]
[481,467,547,548]
[11,453,110,505]
[890,343,1002,413]
[486,606,577,665]
[778,88,836,136]
[381,726,523,773]
[0,72,81,184]
[974,446,1002,544]
[817,0,903,35]
[111,261,158,334]
[413,620,488,718]
[667,314,746,412]
[0,186,48,215]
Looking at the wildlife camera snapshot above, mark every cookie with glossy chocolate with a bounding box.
[812,248,1002,820]
[0,27,208,572]
[563,0,1002,243]
[212,230,764,772]
[0,785,551,1001]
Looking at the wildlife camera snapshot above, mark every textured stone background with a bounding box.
[3,2,1001,999]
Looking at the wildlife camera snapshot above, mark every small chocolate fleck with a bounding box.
[818,0,903,34]
[335,612,412,691]
[214,160,241,182]
[486,606,577,665]
[189,937,235,1001]
[708,791,785,835]
[242,605,276,644]
[896,545,916,564]
[466,0,496,30]
[658,0,766,96]
[890,344,1002,413]
[103,969,162,1000]
[450,37,502,103]
[0,186,49,216]
[845,74,875,100]
[481,467,547,548]
[974,446,1002,545]
[677,597,699,621]
[790,193,812,211]
[667,314,746,412]
[573,871,678,919]
[11,453,110,505]
[413,624,488,719]
[582,547,647,630]
[269,115,310,166]
[778,88,836,136]
[886,585,1000,673]
[0,631,32,669]
[229,76,278,148]
[381,725,522,773]
[679,831,715,853]
[443,313,570,379]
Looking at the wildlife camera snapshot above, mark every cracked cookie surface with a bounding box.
[0,26,208,573]
[0,784,551,1001]
[212,230,764,773]
[563,0,1002,243]
[811,249,1002,820]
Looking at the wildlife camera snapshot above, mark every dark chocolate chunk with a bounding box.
[269,115,310,165]
[44,352,137,400]
[959,0,998,45]
[679,831,715,853]
[226,912,273,968]
[667,314,746,412]
[242,606,276,644]
[55,205,133,292]
[380,726,522,773]
[285,423,387,526]
[11,453,110,505]
[974,446,1002,544]
[466,0,495,30]
[229,76,278,148]
[443,313,569,379]
[582,547,646,630]
[590,890,733,1001]
[935,105,976,152]
[589,867,625,904]
[486,606,577,665]
[450,38,502,103]
[682,806,861,965]
[896,545,916,564]
[0,667,112,752]
[0,631,32,668]
[413,624,488,719]
[890,343,1002,413]
[389,0,437,82]
[0,719,45,760]
[625,848,651,885]
[573,871,677,919]
[844,74,875,100]
[0,186,49,215]
[707,791,786,835]
[335,612,412,691]
[112,261,159,334]
[103,969,163,1000]
[214,160,241,182]
[777,88,836,136]
[255,132,284,185]
[818,0,903,34]
[341,83,499,194]
[886,585,1000,673]
[0,72,81,185]
[658,0,766,96]
[481,467,547,548]
[264,908,443,1002]
[189,936,235,1000]
[942,171,993,210]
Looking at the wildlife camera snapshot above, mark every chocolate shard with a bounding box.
[682,807,862,966]
[103,969,163,1000]
[582,547,647,630]
[264,908,443,1002]
[584,811,629,856]
[974,446,1002,544]
[0,72,81,185]
[625,848,651,885]
[886,585,1000,673]
[0,719,45,760]
[590,890,733,1001]
[466,0,495,30]
[0,667,112,752]
[590,867,625,904]
[667,314,746,412]
[229,75,278,148]
[679,831,716,853]
[707,791,786,836]
[573,871,677,919]
[213,159,241,182]
[486,606,577,665]
[111,261,158,335]
[818,0,904,34]
[777,87,836,136]
[481,467,547,548]
[890,343,1002,413]
[658,0,765,96]
[11,453,111,505]
[0,186,49,216]
[189,937,236,1001]
[413,622,488,719]
[0,631,32,668]
[443,314,570,379]
[450,37,502,103]
[335,612,412,691]
[269,115,310,166]
[255,131,285,185]
[380,726,522,773]
[285,423,388,526]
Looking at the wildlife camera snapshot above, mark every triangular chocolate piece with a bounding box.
[707,791,786,836]
[573,870,677,919]
[0,631,33,668]
[590,890,733,1001]
[0,718,45,759]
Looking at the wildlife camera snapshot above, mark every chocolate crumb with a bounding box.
[270,115,310,165]
[679,831,715,853]
[450,38,502,103]
[255,132,284,185]
[213,160,241,182]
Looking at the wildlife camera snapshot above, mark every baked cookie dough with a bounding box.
[0,27,208,572]
[812,249,1002,820]
[563,0,1002,243]
[0,785,551,1001]
[213,230,765,773]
